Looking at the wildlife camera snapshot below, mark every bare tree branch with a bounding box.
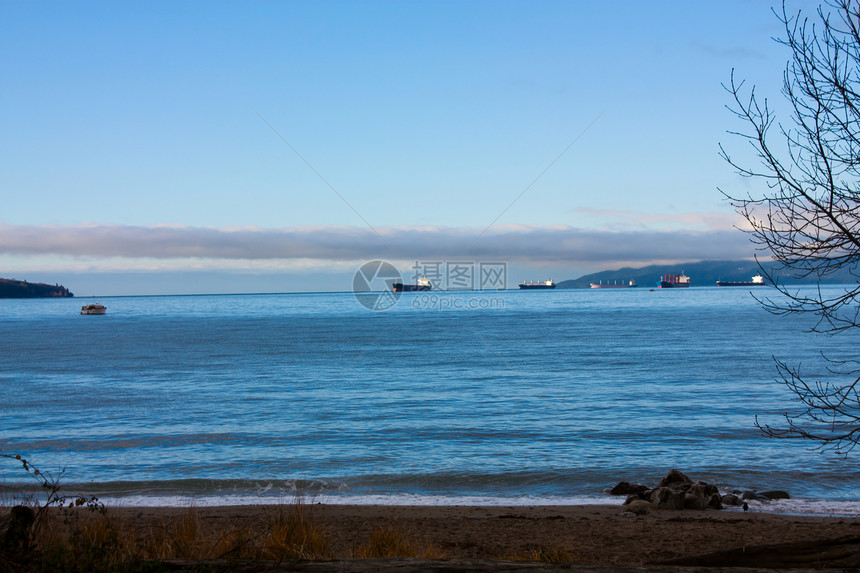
[723,0,860,455]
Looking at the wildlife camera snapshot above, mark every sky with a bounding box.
[0,1,797,295]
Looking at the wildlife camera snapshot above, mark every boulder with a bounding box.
[657,469,693,490]
[684,492,705,510]
[758,490,791,500]
[721,493,742,506]
[708,493,723,510]
[689,480,719,498]
[613,470,723,511]
[623,500,657,515]
[2,505,34,554]
[651,487,686,510]
[610,481,649,496]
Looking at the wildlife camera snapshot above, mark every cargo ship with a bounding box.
[519,279,556,290]
[590,280,637,288]
[658,272,690,288]
[393,277,432,292]
[716,274,766,287]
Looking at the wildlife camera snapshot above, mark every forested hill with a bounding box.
[557,260,859,289]
[0,278,74,298]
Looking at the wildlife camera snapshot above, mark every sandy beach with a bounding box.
[102,503,860,569]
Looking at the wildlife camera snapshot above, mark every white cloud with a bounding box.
[570,207,748,231]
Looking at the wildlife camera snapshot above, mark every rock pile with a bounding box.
[610,469,790,511]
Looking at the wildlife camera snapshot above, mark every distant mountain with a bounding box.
[556,260,859,289]
[0,278,74,298]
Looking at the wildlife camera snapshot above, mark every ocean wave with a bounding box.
[3,478,859,517]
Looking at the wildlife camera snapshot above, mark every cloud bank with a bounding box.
[0,221,756,269]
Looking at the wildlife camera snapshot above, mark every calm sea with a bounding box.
[2,286,859,514]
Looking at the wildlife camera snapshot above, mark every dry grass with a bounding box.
[1,504,262,571]
[162,506,202,558]
[139,505,261,562]
[263,498,331,561]
[509,544,574,564]
[27,511,139,572]
[354,524,446,559]
[1,500,606,571]
[211,526,257,560]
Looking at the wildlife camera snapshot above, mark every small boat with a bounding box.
[590,280,637,288]
[81,303,106,315]
[716,274,766,287]
[393,277,432,292]
[519,279,556,290]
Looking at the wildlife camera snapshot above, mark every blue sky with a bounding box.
[1,1,792,295]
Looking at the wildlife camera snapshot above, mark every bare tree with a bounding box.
[721,0,860,455]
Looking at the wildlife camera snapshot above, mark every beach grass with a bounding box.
[514,544,575,564]
[353,524,446,559]
[263,496,331,561]
[3,500,860,571]
[0,498,450,571]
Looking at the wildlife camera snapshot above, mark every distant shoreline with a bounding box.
[0,278,73,298]
[14,283,859,299]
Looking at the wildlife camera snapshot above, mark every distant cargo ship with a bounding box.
[393,277,432,292]
[716,274,766,287]
[590,280,637,289]
[659,272,690,288]
[519,279,556,290]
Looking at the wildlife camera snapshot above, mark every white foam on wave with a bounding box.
[98,492,860,516]
[743,497,860,517]
[101,493,608,508]
[313,494,610,507]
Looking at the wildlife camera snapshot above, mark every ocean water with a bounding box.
[2,286,860,514]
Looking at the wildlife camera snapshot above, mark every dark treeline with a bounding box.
[0,278,74,298]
